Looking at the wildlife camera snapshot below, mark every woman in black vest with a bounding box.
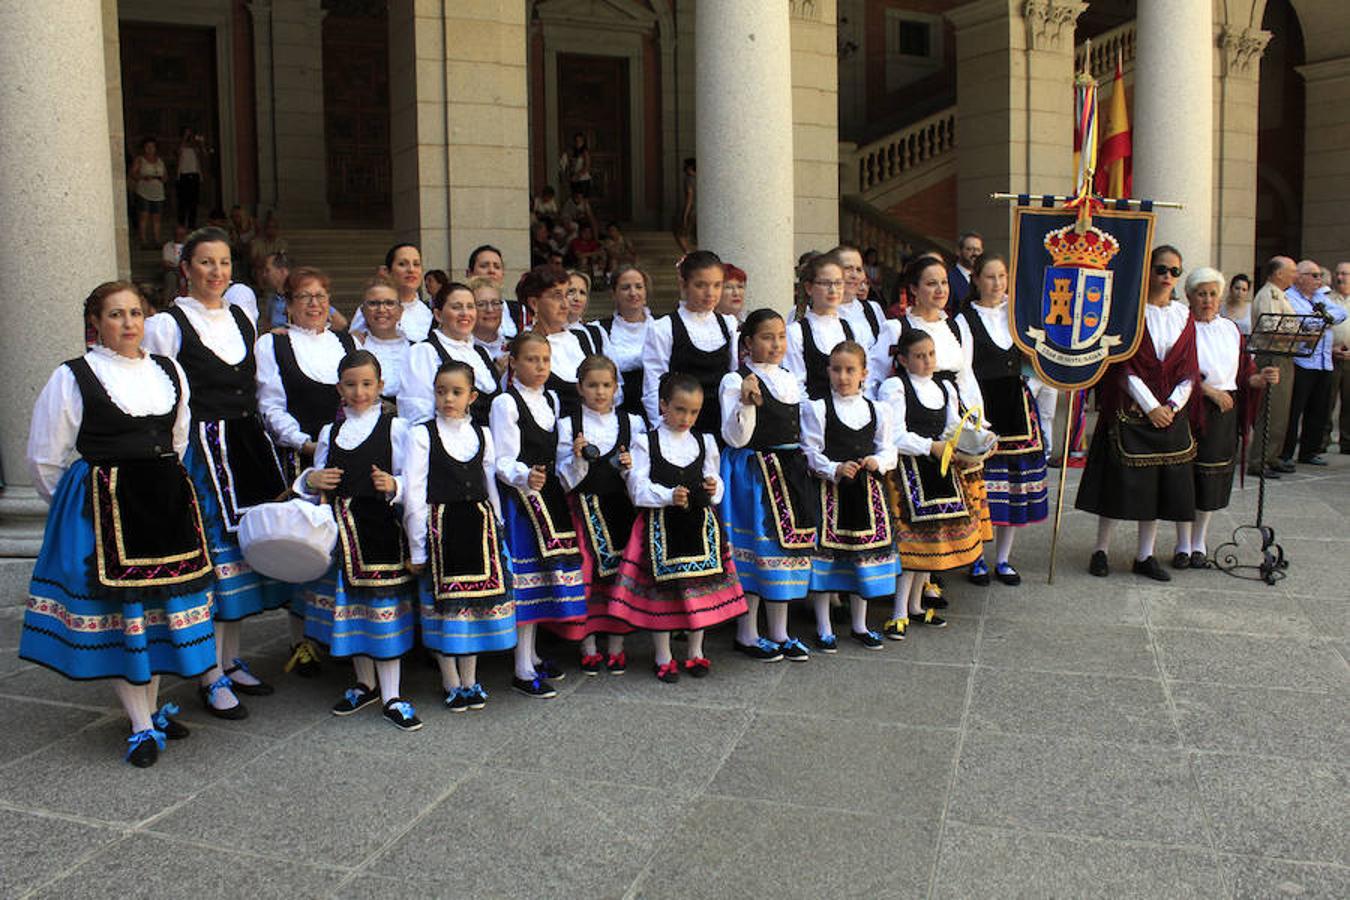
[955,254,1049,584]
[255,264,356,670]
[22,282,214,766]
[143,226,289,719]
[588,264,653,422]
[640,251,737,433]
[518,264,594,419]
[400,282,501,426]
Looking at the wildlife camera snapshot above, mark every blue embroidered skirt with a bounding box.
[809,472,900,601]
[500,488,586,625]
[184,441,288,621]
[719,447,815,602]
[982,383,1049,527]
[302,564,416,660]
[417,499,518,655]
[21,461,217,682]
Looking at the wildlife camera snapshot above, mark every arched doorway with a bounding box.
[1255,0,1305,264]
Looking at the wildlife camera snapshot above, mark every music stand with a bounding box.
[1213,311,1328,584]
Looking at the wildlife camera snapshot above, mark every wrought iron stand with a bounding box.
[1213,385,1287,584]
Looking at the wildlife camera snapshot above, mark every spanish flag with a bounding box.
[1095,54,1132,198]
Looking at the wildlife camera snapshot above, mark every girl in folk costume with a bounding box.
[641,251,739,433]
[490,331,586,698]
[721,309,818,662]
[786,252,856,401]
[553,355,643,674]
[296,351,421,730]
[1077,245,1201,582]
[590,265,654,422]
[801,341,899,650]
[519,264,602,420]
[878,329,987,639]
[870,256,993,599]
[404,360,516,713]
[355,275,414,415]
[955,254,1049,585]
[609,374,748,682]
[22,283,213,766]
[400,281,501,427]
[833,244,888,352]
[143,227,289,719]
[1174,268,1279,568]
[348,243,432,341]
[255,266,355,674]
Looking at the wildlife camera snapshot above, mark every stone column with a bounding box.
[270,0,330,225]
[249,1,279,215]
[102,0,131,280]
[696,0,796,315]
[947,0,1084,253]
[0,1,118,573]
[387,1,530,282]
[790,0,840,258]
[1134,0,1213,267]
[1212,24,1270,276]
[1298,56,1350,265]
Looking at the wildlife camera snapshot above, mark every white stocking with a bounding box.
[994,525,1016,565]
[1136,520,1158,561]
[1193,510,1214,554]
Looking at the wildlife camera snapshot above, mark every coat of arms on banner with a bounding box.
[1009,206,1156,390]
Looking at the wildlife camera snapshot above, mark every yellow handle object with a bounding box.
[939,405,985,476]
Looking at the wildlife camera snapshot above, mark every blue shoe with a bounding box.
[733,638,784,662]
[445,687,471,713]
[198,675,247,720]
[382,697,423,731]
[776,637,810,662]
[850,629,885,650]
[813,633,838,654]
[511,676,557,699]
[125,727,166,768]
[331,682,380,717]
[534,659,565,681]
[968,558,991,586]
[465,683,488,710]
[994,562,1022,586]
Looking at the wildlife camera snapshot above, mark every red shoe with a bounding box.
[654,659,681,683]
[605,651,627,675]
[579,653,604,676]
[682,657,711,678]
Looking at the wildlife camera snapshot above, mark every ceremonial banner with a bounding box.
[1008,206,1155,390]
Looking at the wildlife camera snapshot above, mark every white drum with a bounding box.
[238,499,337,583]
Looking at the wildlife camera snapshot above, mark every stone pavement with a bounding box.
[0,460,1346,899]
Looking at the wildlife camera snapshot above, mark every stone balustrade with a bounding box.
[1075,20,1137,79]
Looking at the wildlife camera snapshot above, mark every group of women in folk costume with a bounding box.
[29,224,1270,767]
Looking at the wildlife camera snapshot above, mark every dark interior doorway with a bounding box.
[557,53,631,222]
[322,3,392,226]
[119,22,221,221]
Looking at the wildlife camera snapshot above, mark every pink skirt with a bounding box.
[546,494,635,640]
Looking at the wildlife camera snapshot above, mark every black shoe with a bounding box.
[1089,550,1110,577]
[331,683,380,716]
[994,562,1022,586]
[1189,551,1210,570]
[199,676,249,720]
[910,609,948,628]
[967,559,991,586]
[881,617,907,641]
[850,629,884,650]
[1274,460,1297,474]
[775,637,811,662]
[125,729,162,768]
[1132,556,1172,582]
[284,640,322,678]
[733,638,784,662]
[1299,455,1329,466]
[920,594,949,610]
[445,688,471,713]
[654,660,681,683]
[812,633,839,654]
[511,676,557,699]
[223,659,274,696]
[1258,467,1282,480]
[1171,552,1191,570]
[533,659,565,681]
[151,703,189,740]
[382,698,423,732]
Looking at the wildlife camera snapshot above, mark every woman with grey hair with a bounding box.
[1173,266,1279,568]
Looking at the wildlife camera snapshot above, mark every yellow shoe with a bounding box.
[284,638,322,677]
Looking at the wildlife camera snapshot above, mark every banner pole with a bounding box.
[1046,389,1077,585]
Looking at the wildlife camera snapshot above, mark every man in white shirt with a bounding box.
[1248,256,1298,475]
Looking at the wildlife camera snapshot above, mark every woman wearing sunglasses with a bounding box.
[1076,245,1200,582]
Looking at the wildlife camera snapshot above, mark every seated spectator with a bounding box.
[249,215,287,285]
[532,185,559,228]
[602,222,638,275]
[568,223,605,276]
[531,222,553,268]
[161,225,187,302]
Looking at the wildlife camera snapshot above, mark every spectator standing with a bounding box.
[947,232,983,312]
[130,138,168,247]
[1322,262,1350,454]
[1221,273,1253,334]
[1248,256,1298,476]
[560,132,592,197]
[175,127,207,228]
[260,251,291,330]
[161,225,188,302]
[1280,260,1347,467]
[249,215,288,285]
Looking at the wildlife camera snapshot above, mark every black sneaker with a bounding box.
[444,688,471,713]
[813,633,839,654]
[654,660,681,683]
[850,629,884,650]
[775,637,811,661]
[882,617,908,641]
[733,638,784,662]
[910,609,948,628]
[1089,550,1110,577]
[382,698,423,732]
[605,652,628,675]
[1132,556,1172,582]
[579,653,604,676]
[967,558,992,586]
[534,659,565,681]
[511,676,557,699]
[332,683,380,716]
[1274,460,1297,473]
[465,683,488,709]
[920,594,949,610]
